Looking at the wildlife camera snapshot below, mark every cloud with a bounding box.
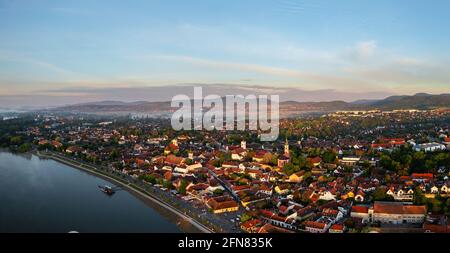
[0,83,395,108]
[353,40,377,59]
[394,57,422,66]
[0,51,77,76]
[157,55,305,78]
[343,58,450,92]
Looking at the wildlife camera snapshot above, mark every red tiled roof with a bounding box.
[403,205,427,215]
[305,221,326,229]
[165,155,184,165]
[207,196,238,210]
[330,224,344,231]
[412,173,433,179]
[374,202,403,214]
[351,206,369,214]
[241,219,261,230]
[308,157,322,164]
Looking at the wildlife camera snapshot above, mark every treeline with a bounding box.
[379,145,449,175]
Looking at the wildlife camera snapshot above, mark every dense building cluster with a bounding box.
[1,109,449,233]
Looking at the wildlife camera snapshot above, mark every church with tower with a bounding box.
[278,137,290,167]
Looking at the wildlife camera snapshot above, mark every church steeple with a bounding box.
[284,137,290,157]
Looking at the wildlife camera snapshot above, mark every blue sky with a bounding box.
[0,0,449,104]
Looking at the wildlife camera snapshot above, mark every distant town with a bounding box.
[1,108,449,233]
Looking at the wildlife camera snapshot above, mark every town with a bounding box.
[1,108,449,233]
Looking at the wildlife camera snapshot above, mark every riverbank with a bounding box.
[34,150,214,233]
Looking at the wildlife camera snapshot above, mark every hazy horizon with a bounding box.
[1,0,449,107]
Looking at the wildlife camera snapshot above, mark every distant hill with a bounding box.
[47,93,450,117]
[370,93,450,109]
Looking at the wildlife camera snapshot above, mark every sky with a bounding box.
[0,0,450,106]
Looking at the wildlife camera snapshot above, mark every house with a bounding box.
[274,184,291,195]
[51,140,63,149]
[231,148,247,161]
[430,185,440,194]
[186,183,210,196]
[372,201,427,224]
[252,150,268,163]
[246,168,263,179]
[222,161,239,168]
[441,184,449,194]
[65,146,83,154]
[295,206,315,221]
[304,221,329,233]
[308,157,322,167]
[386,186,414,202]
[186,163,202,172]
[339,156,361,166]
[350,206,370,223]
[38,139,49,146]
[288,171,305,183]
[444,137,450,145]
[240,219,262,233]
[277,155,290,168]
[165,155,185,166]
[260,210,298,231]
[414,142,446,152]
[411,173,434,183]
[174,165,189,174]
[133,144,144,153]
[206,196,239,214]
[164,139,180,155]
[371,138,405,149]
[257,183,273,195]
[311,167,327,175]
[318,190,336,201]
[257,223,294,233]
[329,224,345,233]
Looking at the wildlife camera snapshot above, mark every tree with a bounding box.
[411,151,426,171]
[110,149,119,159]
[10,136,22,145]
[213,188,224,196]
[162,180,172,190]
[18,143,31,153]
[282,163,299,176]
[413,187,426,205]
[141,174,156,184]
[179,179,188,195]
[372,187,390,201]
[240,213,253,223]
[444,199,450,216]
[428,198,442,214]
[185,158,193,165]
[380,155,394,171]
[322,151,337,164]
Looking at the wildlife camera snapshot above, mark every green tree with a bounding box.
[179,179,188,195]
[372,187,391,201]
[18,143,31,153]
[10,136,22,145]
[413,187,426,205]
[322,151,337,164]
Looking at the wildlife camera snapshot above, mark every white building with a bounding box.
[414,142,446,152]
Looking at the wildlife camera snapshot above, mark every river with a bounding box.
[0,151,195,233]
